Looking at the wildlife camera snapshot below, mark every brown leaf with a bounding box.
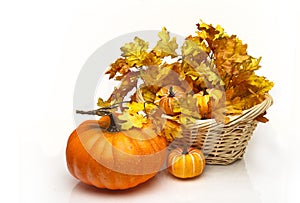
[255,112,269,123]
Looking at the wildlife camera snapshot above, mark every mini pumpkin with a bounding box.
[168,146,206,179]
[154,85,185,116]
[66,114,167,190]
[194,92,211,119]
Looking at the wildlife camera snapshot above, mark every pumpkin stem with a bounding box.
[182,144,189,155]
[169,86,175,97]
[76,109,120,132]
[106,113,120,132]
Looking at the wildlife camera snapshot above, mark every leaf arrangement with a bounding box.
[97,21,274,142]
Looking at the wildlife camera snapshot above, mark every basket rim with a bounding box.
[167,93,273,128]
[225,94,273,125]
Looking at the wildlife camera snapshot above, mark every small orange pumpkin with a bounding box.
[168,146,206,179]
[66,114,167,190]
[154,85,185,116]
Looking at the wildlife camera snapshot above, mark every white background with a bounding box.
[1,0,299,202]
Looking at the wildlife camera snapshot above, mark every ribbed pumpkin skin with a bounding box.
[194,93,212,119]
[154,85,185,116]
[168,148,205,179]
[66,118,167,190]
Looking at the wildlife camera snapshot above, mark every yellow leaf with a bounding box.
[117,102,157,130]
[198,21,210,29]
[140,62,172,87]
[196,21,225,43]
[145,102,158,114]
[246,57,261,71]
[160,120,182,142]
[178,95,202,120]
[181,38,204,58]
[138,85,159,103]
[178,114,196,125]
[118,113,148,130]
[214,24,227,39]
[207,88,224,104]
[153,27,178,58]
[97,97,113,108]
[121,37,149,67]
[196,31,207,40]
[142,51,162,66]
[126,102,145,114]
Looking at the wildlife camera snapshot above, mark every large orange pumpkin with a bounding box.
[66,114,167,190]
[154,85,185,116]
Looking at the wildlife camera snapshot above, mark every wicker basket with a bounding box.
[137,90,273,165]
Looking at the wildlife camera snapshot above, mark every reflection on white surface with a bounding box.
[244,124,286,203]
[68,160,261,203]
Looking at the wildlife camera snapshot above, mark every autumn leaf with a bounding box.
[177,95,201,122]
[207,88,223,102]
[107,71,139,104]
[144,102,158,115]
[212,36,249,77]
[196,21,225,45]
[97,97,113,108]
[147,107,165,134]
[181,37,207,60]
[140,63,172,87]
[160,119,182,142]
[105,58,131,80]
[117,102,149,130]
[138,85,158,103]
[97,20,274,125]
[214,24,227,39]
[121,37,149,67]
[225,97,244,115]
[118,113,148,130]
[142,51,162,66]
[245,57,261,72]
[184,62,224,88]
[153,27,178,58]
[126,102,145,114]
[194,22,274,115]
[255,112,269,123]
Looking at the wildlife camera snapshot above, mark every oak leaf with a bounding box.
[153,27,178,58]
[160,119,182,142]
[121,37,149,67]
[118,102,148,130]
